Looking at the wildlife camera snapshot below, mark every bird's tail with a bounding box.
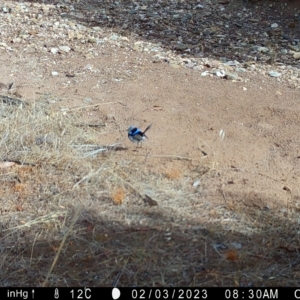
[143,124,152,135]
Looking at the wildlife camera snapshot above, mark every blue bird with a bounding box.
[128,124,152,146]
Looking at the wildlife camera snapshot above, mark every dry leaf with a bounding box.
[165,169,181,179]
[225,249,239,261]
[111,188,125,205]
[14,184,26,193]
[15,205,24,212]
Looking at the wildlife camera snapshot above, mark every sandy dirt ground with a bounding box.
[1,0,300,287]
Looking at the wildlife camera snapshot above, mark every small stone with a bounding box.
[110,34,120,41]
[85,53,94,59]
[50,47,59,54]
[271,23,278,28]
[92,27,102,31]
[68,31,75,40]
[231,242,242,249]
[88,37,96,43]
[50,185,60,195]
[215,70,226,77]
[256,46,269,53]
[59,45,71,53]
[224,60,239,66]
[129,9,137,14]
[185,61,195,68]
[77,24,87,31]
[193,180,201,187]
[269,71,282,77]
[84,64,93,70]
[84,97,92,103]
[226,72,239,80]
[293,52,300,59]
[2,6,11,13]
[243,87,247,91]
[12,38,21,43]
[236,67,246,73]
[170,63,181,69]
[133,42,143,52]
[51,71,59,76]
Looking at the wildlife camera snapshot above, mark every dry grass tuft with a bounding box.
[1,97,300,287]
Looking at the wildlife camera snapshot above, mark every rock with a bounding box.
[133,41,143,52]
[236,67,246,73]
[193,180,201,187]
[110,34,120,41]
[231,242,242,249]
[76,24,87,31]
[226,72,239,80]
[224,61,239,66]
[215,70,226,78]
[84,97,92,103]
[88,37,96,43]
[50,47,59,54]
[2,6,11,13]
[152,59,162,63]
[170,63,181,69]
[129,9,137,14]
[201,71,210,76]
[12,38,21,43]
[253,46,269,53]
[271,23,278,28]
[293,52,300,59]
[59,45,71,53]
[85,53,94,59]
[84,64,93,70]
[68,31,75,40]
[269,71,281,77]
[51,71,59,76]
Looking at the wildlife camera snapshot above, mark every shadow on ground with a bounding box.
[1,196,300,287]
[12,0,300,67]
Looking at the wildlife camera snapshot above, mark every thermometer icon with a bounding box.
[54,288,59,299]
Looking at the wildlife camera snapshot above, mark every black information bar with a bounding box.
[1,287,299,300]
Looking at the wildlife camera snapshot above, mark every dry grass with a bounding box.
[1,98,300,287]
